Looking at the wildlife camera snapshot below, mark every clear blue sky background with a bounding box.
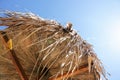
[0,0,120,80]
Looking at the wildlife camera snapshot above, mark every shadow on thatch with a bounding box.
[0,11,107,80]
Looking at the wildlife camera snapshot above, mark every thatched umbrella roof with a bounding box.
[0,11,107,80]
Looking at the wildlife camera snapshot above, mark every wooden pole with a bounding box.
[0,32,28,80]
[49,64,88,80]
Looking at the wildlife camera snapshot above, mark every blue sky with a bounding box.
[0,0,120,80]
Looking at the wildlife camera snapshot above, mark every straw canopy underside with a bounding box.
[0,12,107,80]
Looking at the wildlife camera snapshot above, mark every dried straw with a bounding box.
[0,11,107,80]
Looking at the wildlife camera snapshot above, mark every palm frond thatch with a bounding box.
[0,11,107,80]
